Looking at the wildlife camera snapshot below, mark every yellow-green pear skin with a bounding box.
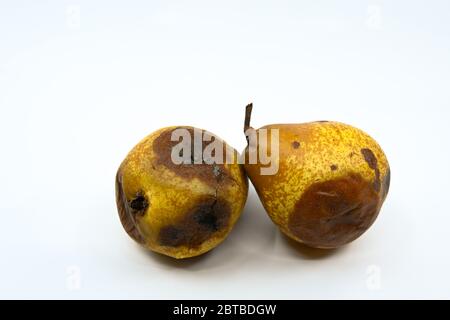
[116,126,248,259]
[244,108,390,249]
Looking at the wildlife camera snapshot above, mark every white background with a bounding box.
[1,0,450,299]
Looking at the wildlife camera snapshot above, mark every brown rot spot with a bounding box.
[361,148,381,192]
[129,194,148,212]
[158,197,231,248]
[316,121,329,123]
[153,128,233,187]
[288,173,381,248]
[193,202,222,231]
[330,164,338,171]
[115,172,146,244]
[361,148,377,170]
[158,226,183,247]
[292,141,301,149]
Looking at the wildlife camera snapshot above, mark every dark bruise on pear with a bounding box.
[152,128,232,187]
[158,197,231,248]
[288,173,381,248]
[115,173,147,244]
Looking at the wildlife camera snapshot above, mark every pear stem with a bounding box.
[244,103,254,133]
[244,103,254,144]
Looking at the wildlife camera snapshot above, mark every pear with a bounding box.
[116,126,248,259]
[243,104,390,249]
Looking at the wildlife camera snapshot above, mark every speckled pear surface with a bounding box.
[244,105,390,249]
[116,126,248,259]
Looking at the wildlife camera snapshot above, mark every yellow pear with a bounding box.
[116,126,248,259]
[243,104,390,249]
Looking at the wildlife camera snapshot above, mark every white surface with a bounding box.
[1,0,450,299]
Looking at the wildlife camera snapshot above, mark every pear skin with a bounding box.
[116,126,248,259]
[243,105,390,249]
